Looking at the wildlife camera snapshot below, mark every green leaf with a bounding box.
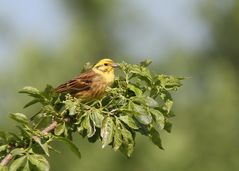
[164,121,173,133]
[156,74,185,91]
[90,109,104,128]
[10,148,26,156]
[42,105,55,114]
[82,115,96,138]
[145,96,159,108]
[16,126,31,138]
[113,123,123,151]
[140,59,152,67]
[28,154,50,171]
[19,87,41,96]
[0,165,8,171]
[120,127,134,157]
[164,99,173,114]
[10,113,29,125]
[24,99,39,108]
[54,123,65,136]
[150,109,165,130]
[133,105,152,125]
[42,84,55,99]
[64,99,79,116]
[0,145,8,152]
[119,115,138,129]
[87,122,96,138]
[130,67,152,84]
[127,84,142,96]
[149,128,164,149]
[159,90,173,114]
[131,96,146,106]
[9,156,26,171]
[69,105,77,116]
[22,161,30,171]
[35,140,49,156]
[101,117,114,148]
[54,137,81,158]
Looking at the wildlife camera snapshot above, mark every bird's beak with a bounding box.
[112,63,119,68]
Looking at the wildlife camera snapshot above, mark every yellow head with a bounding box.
[93,59,118,73]
[92,58,118,84]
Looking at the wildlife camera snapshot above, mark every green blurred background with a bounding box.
[0,0,239,171]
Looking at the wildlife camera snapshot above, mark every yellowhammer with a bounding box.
[55,59,118,100]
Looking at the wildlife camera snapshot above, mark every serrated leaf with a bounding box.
[121,127,134,157]
[150,109,165,130]
[90,109,104,128]
[10,113,29,125]
[28,154,50,171]
[82,115,96,138]
[127,84,142,96]
[119,115,138,129]
[156,75,185,91]
[133,105,152,125]
[54,123,65,136]
[145,96,159,107]
[101,117,114,148]
[54,137,81,158]
[150,128,164,149]
[9,156,26,171]
[113,120,123,151]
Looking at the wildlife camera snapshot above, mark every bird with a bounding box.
[55,58,118,101]
[30,59,118,121]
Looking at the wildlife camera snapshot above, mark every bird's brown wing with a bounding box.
[55,70,97,95]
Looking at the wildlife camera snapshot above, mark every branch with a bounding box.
[0,121,58,166]
[0,60,185,170]
[0,154,13,166]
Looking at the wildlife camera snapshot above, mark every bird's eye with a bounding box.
[104,63,108,66]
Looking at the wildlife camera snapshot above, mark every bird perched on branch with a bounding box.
[30,59,118,120]
[55,59,118,100]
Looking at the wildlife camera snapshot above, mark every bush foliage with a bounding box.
[0,60,185,171]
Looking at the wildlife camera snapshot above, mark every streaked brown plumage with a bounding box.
[55,59,118,101]
[30,59,117,120]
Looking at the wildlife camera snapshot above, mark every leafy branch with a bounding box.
[0,60,185,171]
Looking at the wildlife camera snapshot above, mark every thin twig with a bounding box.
[0,121,58,166]
[0,154,13,166]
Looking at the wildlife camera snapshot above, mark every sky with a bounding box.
[0,0,208,68]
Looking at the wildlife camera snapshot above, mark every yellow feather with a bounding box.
[55,58,117,101]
